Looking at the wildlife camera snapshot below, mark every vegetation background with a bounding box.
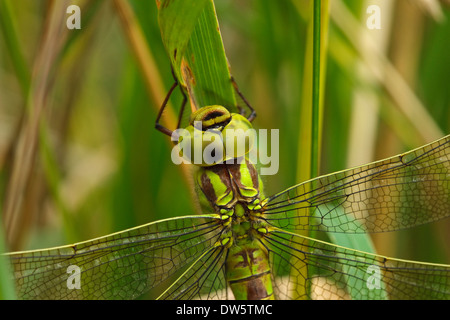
[0,0,449,297]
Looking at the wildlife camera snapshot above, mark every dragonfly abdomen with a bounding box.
[226,240,274,300]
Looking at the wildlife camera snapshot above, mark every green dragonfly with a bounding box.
[4,78,450,300]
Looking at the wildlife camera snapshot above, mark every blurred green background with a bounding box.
[0,0,449,275]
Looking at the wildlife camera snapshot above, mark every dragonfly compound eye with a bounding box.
[190,105,231,131]
[177,105,256,166]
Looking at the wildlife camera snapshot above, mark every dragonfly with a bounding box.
[4,77,450,300]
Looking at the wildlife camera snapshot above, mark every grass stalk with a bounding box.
[2,0,69,250]
[113,0,193,194]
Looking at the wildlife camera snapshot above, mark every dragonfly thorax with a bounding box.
[195,158,264,215]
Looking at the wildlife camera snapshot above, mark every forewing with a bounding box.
[263,135,450,233]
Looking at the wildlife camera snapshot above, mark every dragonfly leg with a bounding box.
[231,75,257,122]
[155,71,188,140]
[155,80,178,137]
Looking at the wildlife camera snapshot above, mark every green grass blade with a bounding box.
[157,0,209,76]
[293,0,329,300]
[310,0,322,179]
[294,0,382,300]
[157,0,236,115]
[0,0,30,94]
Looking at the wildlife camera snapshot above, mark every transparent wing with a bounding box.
[261,229,450,300]
[263,135,450,233]
[158,245,228,300]
[7,215,223,300]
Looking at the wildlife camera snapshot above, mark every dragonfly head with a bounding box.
[176,105,256,166]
